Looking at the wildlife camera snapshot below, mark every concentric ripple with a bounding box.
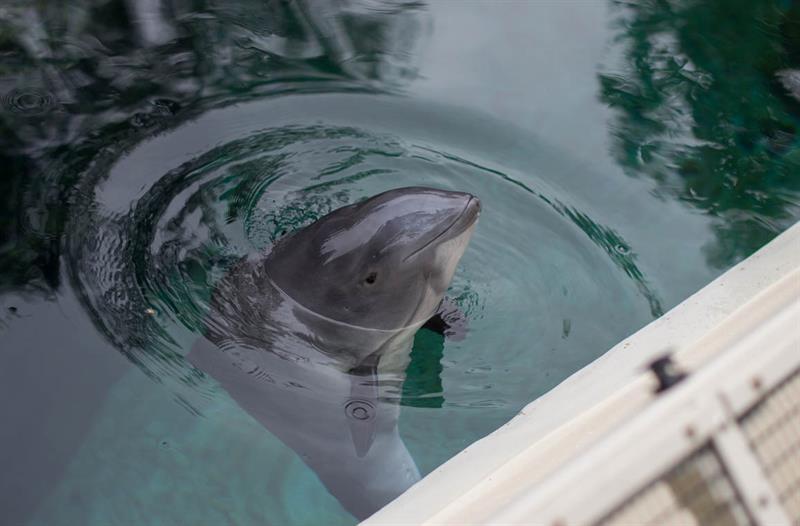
[65,94,661,415]
[54,95,668,526]
[2,87,55,115]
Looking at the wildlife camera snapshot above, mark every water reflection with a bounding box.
[600,0,800,268]
[0,0,430,292]
[0,6,432,520]
[5,1,797,524]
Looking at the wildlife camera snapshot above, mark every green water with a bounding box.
[1,1,798,525]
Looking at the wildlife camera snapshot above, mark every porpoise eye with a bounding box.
[364,272,377,285]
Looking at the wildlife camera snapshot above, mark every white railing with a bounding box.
[494,294,799,526]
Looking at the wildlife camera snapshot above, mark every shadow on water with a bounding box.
[600,0,800,269]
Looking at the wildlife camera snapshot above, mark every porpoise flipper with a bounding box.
[422,296,469,341]
[347,353,380,458]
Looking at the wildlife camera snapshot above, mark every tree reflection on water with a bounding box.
[0,0,429,293]
[600,0,800,268]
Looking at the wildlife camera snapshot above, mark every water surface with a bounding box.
[1,1,798,525]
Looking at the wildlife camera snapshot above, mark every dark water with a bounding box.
[1,1,798,524]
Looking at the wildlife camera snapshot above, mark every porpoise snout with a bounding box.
[463,194,481,221]
[446,191,481,235]
[412,188,480,224]
[399,189,480,262]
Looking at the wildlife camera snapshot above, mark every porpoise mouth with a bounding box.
[402,195,481,262]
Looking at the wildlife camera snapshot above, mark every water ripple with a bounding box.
[61,101,660,413]
[2,88,54,115]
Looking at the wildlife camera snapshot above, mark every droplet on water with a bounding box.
[2,88,54,115]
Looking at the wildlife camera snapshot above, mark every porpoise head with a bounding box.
[265,187,480,331]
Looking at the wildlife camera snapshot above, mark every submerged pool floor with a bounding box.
[29,372,352,526]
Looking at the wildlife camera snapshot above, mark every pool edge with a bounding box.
[362,220,800,525]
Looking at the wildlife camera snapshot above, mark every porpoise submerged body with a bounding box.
[189,187,480,519]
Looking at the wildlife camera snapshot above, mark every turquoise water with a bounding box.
[1,2,798,525]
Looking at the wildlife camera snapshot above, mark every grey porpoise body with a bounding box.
[188,187,480,519]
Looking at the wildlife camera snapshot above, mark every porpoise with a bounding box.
[188,186,480,519]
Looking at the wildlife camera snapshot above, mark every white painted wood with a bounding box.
[713,423,791,526]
